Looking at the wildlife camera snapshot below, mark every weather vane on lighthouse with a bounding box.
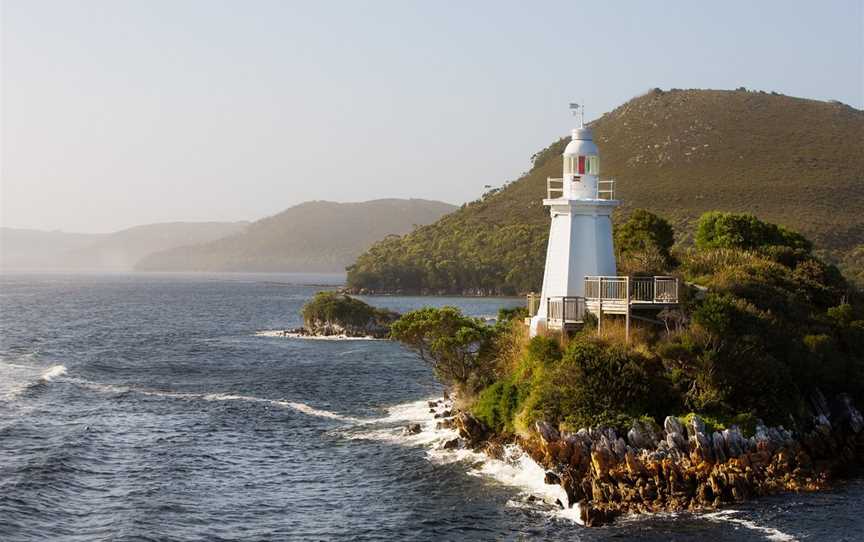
[569,102,584,127]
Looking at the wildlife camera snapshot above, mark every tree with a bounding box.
[390,307,498,391]
[614,209,676,274]
[695,212,811,252]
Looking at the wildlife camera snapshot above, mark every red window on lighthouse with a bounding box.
[578,156,586,175]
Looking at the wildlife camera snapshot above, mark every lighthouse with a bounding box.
[529,108,620,337]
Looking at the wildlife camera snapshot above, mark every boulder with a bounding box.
[664,416,686,437]
[712,432,727,463]
[535,421,560,444]
[832,394,864,434]
[687,415,707,438]
[442,438,460,450]
[691,431,714,463]
[456,412,489,446]
[627,419,663,450]
[723,426,745,457]
[666,431,688,453]
[544,471,561,485]
[402,423,422,436]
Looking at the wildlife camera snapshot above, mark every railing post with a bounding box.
[597,277,603,334]
[625,276,630,342]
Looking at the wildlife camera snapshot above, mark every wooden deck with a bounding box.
[536,276,680,339]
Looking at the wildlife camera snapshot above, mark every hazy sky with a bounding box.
[2,0,862,233]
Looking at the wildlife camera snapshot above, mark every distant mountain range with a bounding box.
[346,89,864,293]
[2,199,455,273]
[1,222,248,271]
[135,199,456,272]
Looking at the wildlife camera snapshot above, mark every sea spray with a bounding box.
[40,365,67,381]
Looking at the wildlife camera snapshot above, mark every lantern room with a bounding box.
[560,127,600,199]
[563,127,599,177]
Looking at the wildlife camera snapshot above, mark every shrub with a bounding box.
[517,337,673,432]
[615,210,676,273]
[695,212,811,252]
[301,291,395,328]
[390,307,498,392]
[473,376,529,433]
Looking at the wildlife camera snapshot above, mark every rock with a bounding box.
[436,419,454,430]
[687,415,707,438]
[428,400,439,408]
[723,426,745,457]
[579,501,619,527]
[591,438,617,477]
[664,416,686,437]
[666,431,688,453]
[712,432,727,463]
[612,437,627,461]
[456,412,488,446]
[402,423,422,436]
[442,438,460,450]
[627,419,663,450]
[833,394,864,434]
[691,431,714,462]
[434,410,453,419]
[535,421,560,444]
[483,440,506,461]
[544,471,561,485]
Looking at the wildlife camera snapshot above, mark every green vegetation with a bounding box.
[347,89,864,292]
[302,291,397,330]
[390,211,864,436]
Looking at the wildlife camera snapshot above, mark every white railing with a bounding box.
[547,296,585,328]
[547,177,564,199]
[584,276,679,304]
[597,178,615,200]
[548,177,615,200]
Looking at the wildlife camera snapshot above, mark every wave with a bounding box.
[702,510,798,541]
[254,330,384,341]
[66,379,360,423]
[40,365,67,381]
[1,363,68,400]
[337,397,582,523]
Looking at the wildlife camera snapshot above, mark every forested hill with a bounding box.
[135,199,456,272]
[346,89,864,294]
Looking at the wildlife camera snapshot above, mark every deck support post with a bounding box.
[625,276,631,343]
[597,277,603,335]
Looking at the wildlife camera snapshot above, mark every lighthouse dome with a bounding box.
[563,127,598,156]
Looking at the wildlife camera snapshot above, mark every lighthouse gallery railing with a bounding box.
[546,177,615,200]
[584,276,679,304]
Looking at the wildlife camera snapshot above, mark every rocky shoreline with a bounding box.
[420,391,864,527]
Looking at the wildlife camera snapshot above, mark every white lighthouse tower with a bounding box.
[529,106,619,336]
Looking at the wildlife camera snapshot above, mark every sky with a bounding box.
[1,0,862,233]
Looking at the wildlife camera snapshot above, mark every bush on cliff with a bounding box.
[695,211,812,252]
[516,336,676,432]
[301,291,398,336]
[615,209,676,275]
[389,307,498,394]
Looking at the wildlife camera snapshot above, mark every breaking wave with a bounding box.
[254,330,384,341]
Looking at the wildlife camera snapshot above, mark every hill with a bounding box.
[0,222,248,271]
[135,199,456,272]
[346,89,864,294]
[0,228,105,270]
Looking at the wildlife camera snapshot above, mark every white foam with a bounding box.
[340,396,584,524]
[281,401,360,423]
[254,330,384,341]
[702,510,798,541]
[40,365,67,381]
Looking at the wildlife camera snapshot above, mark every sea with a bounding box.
[1,272,861,541]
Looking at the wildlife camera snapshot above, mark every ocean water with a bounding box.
[0,272,861,541]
